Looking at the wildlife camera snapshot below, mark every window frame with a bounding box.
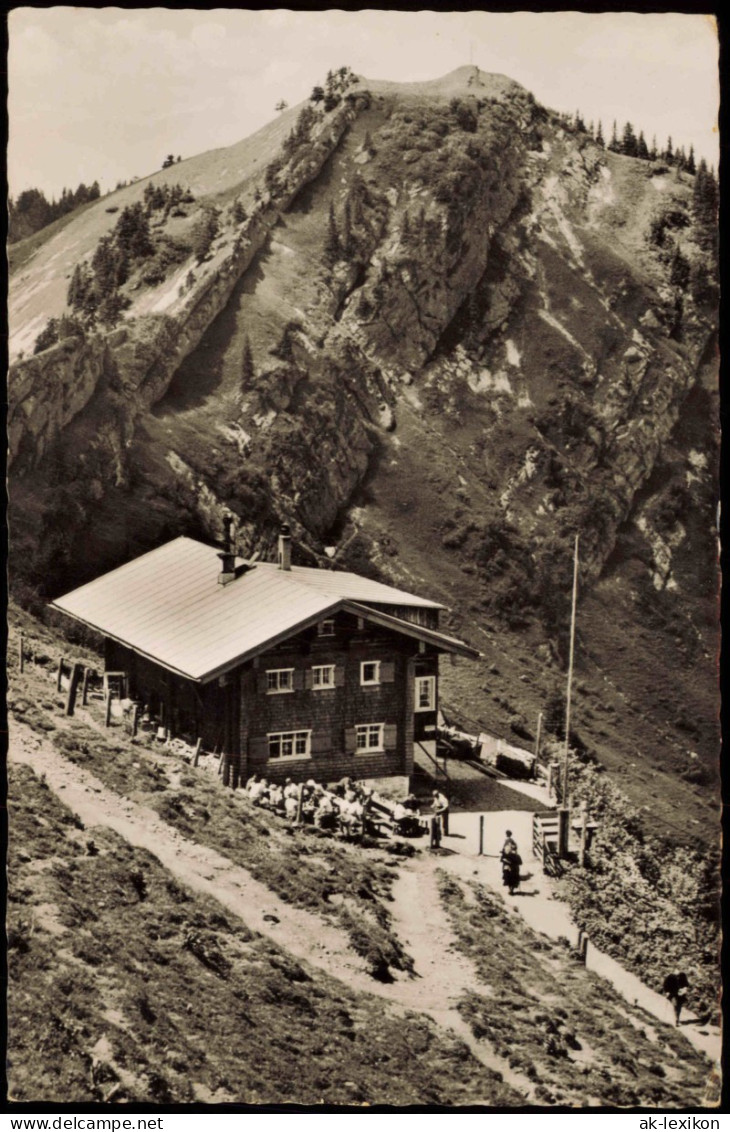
[415,674,436,712]
[266,668,295,694]
[317,619,336,637]
[360,660,381,687]
[267,730,311,761]
[355,722,384,754]
[312,664,336,690]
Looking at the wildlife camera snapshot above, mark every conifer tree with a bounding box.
[325,201,340,262]
[342,198,353,257]
[232,198,247,225]
[637,130,649,160]
[669,245,690,289]
[665,136,674,164]
[621,121,638,157]
[608,120,619,152]
[191,206,220,262]
[692,160,718,254]
[686,145,696,175]
[595,120,605,148]
[650,135,658,161]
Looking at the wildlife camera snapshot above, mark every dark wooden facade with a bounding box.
[106,608,440,786]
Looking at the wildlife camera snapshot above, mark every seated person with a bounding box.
[284,793,299,821]
[267,783,284,811]
[393,799,422,836]
[301,786,318,823]
[314,793,338,830]
[339,797,364,837]
[248,776,269,804]
[283,778,299,801]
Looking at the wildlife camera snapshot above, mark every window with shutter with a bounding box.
[361,660,381,686]
[334,666,345,687]
[344,727,357,754]
[355,723,384,752]
[312,665,335,689]
[380,661,395,683]
[267,730,311,760]
[293,669,304,691]
[266,668,295,693]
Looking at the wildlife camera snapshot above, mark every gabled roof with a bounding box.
[50,537,478,682]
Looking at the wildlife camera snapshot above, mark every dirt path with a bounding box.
[374,857,535,1098]
[11,719,534,1100]
[445,810,722,1066]
[10,721,371,985]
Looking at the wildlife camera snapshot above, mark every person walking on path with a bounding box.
[432,789,449,836]
[662,970,689,1026]
[500,830,521,895]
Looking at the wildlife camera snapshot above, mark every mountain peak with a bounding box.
[362,65,527,101]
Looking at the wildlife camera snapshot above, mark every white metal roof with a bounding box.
[51,537,474,681]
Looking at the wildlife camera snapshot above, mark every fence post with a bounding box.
[193,739,202,768]
[18,634,25,674]
[222,753,230,787]
[131,704,139,738]
[104,693,112,728]
[578,800,588,868]
[65,662,82,716]
[57,657,65,692]
[534,711,543,766]
[579,932,589,964]
[478,814,485,856]
[81,667,90,706]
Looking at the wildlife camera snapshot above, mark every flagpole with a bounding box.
[558,533,579,856]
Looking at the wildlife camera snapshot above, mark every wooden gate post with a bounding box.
[104,692,113,728]
[18,634,25,674]
[193,739,202,767]
[478,814,485,856]
[557,806,570,857]
[222,753,231,787]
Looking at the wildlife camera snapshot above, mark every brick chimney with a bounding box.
[277,524,292,571]
[217,515,236,585]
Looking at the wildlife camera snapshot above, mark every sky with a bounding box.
[8,8,720,200]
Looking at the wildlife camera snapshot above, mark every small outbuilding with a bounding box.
[51,527,479,788]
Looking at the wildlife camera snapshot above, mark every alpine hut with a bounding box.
[51,526,479,788]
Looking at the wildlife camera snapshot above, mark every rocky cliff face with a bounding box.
[9,67,718,836]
